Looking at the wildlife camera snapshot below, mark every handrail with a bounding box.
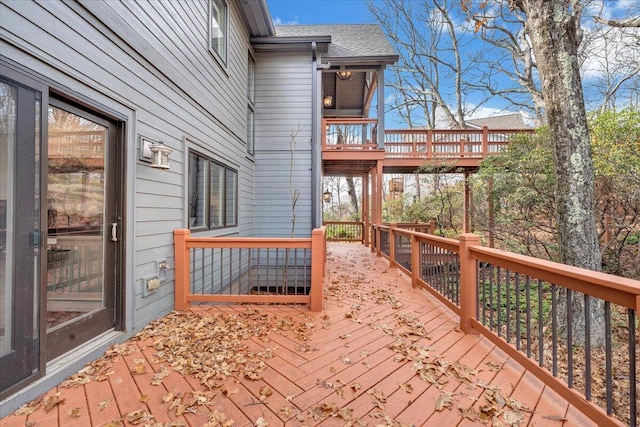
[174,227,326,312]
[371,223,639,427]
[469,245,640,309]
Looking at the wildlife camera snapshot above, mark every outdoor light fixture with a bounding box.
[149,141,172,169]
[336,70,355,81]
[323,191,332,203]
[323,95,333,108]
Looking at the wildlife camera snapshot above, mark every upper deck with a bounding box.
[322,118,533,175]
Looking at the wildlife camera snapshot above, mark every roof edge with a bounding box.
[251,35,332,51]
[238,0,275,37]
[324,54,399,66]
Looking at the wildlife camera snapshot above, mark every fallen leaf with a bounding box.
[43,393,65,411]
[206,409,234,427]
[68,407,81,417]
[398,382,414,393]
[434,391,454,411]
[255,416,269,427]
[132,364,147,375]
[259,385,272,402]
[278,406,294,417]
[127,409,154,424]
[98,399,112,410]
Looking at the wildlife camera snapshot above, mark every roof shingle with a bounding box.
[275,24,397,61]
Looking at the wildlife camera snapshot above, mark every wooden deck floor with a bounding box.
[2,243,596,426]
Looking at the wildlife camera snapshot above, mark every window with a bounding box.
[246,107,254,156]
[209,0,227,65]
[246,54,255,155]
[189,150,237,229]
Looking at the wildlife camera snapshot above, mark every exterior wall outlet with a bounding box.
[142,275,160,297]
[147,278,161,291]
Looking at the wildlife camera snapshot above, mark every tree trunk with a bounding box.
[512,0,603,346]
[346,177,359,217]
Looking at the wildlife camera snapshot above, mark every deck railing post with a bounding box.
[429,220,436,235]
[411,234,419,288]
[459,233,481,334]
[427,129,433,158]
[389,223,397,267]
[174,228,191,311]
[310,227,325,312]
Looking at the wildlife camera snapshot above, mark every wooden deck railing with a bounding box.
[322,118,379,150]
[321,118,534,160]
[372,224,640,427]
[384,127,532,159]
[323,221,364,242]
[174,227,326,312]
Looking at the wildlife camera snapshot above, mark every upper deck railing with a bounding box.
[322,118,534,160]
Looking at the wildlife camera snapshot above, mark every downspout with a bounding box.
[311,41,321,228]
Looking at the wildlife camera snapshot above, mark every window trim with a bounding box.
[188,149,238,231]
[208,0,228,68]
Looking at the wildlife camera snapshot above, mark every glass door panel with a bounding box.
[0,77,41,395]
[46,105,106,329]
[46,102,115,360]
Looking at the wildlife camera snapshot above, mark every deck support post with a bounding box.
[429,220,435,235]
[459,233,481,334]
[174,229,191,311]
[363,172,369,246]
[310,227,326,312]
[482,125,489,155]
[463,172,471,233]
[375,160,383,223]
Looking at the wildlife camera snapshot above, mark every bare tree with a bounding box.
[593,15,640,28]
[584,6,640,111]
[368,0,484,128]
[465,1,545,124]
[469,0,640,116]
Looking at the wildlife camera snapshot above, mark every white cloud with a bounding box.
[272,17,299,26]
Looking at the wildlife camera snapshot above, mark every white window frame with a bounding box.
[208,0,228,66]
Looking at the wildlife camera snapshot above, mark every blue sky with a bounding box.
[268,0,376,25]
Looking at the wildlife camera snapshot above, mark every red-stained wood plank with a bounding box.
[23,389,61,426]
[56,384,91,427]
[564,401,599,427]
[84,377,121,426]
[393,339,499,425]
[528,385,570,426]
[107,354,148,421]
[455,356,526,427]
[121,343,178,425]
[0,413,29,427]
